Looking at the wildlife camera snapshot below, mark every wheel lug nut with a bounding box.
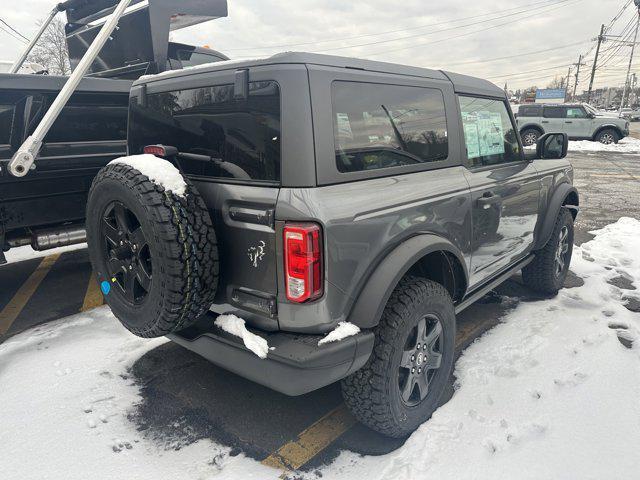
[423,344,427,351]
[411,355,415,362]
[411,368,415,374]
[418,368,422,374]
[417,343,421,349]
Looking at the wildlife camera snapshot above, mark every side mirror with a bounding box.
[536,133,568,160]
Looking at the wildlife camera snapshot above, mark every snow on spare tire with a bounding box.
[86,155,219,338]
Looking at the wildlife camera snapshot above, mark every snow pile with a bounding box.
[109,155,187,197]
[569,136,640,153]
[316,217,640,480]
[214,314,270,359]
[318,322,361,346]
[2,243,87,266]
[0,307,276,480]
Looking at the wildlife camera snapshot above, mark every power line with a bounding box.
[442,40,589,68]
[486,62,574,80]
[365,0,582,57]
[319,0,576,55]
[0,17,29,42]
[0,23,27,44]
[226,0,567,52]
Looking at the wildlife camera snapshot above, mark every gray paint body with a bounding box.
[132,53,579,337]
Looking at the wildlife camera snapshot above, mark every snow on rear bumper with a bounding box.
[168,313,374,396]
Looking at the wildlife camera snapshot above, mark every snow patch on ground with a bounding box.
[311,217,640,480]
[214,314,270,359]
[109,155,187,197]
[569,136,640,153]
[0,307,276,480]
[318,322,361,346]
[2,219,639,479]
[2,243,87,266]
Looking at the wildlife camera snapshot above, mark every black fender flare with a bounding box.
[592,124,624,140]
[347,234,468,329]
[534,184,580,250]
[519,123,545,135]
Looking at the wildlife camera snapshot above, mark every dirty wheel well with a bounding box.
[406,251,466,303]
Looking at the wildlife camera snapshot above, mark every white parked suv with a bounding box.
[516,103,630,146]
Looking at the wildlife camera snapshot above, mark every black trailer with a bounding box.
[0,0,229,263]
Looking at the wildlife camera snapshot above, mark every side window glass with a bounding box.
[519,105,541,117]
[543,106,566,118]
[43,94,128,143]
[566,107,587,119]
[332,82,448,173]
[0,104,15,145]
[458,96,521,168]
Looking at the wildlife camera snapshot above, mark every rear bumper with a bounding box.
[169,314,375,396]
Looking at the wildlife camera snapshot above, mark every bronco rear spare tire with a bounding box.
[86,162,219,338]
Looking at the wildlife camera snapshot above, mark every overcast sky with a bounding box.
[2,0,636,91]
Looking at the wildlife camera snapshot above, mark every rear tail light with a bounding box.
[143,144,178,157]
[284,223,323,303]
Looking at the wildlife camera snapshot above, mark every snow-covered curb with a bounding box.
[569,136,640,153]
[214,314,270,359]
[109,155,187,197]
[318,322,361,346]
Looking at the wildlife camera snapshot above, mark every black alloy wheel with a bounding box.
[102,201,152,304]
[398,314,444,406]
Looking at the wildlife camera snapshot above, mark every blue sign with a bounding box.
[536,88,566,100]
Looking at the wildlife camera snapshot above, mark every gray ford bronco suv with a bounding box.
[517,103,629,146]
[85,53,579,438]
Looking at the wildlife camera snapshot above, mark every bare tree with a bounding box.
[547,76,566,89]
[27,19,70,75]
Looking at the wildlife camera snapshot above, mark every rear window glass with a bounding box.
[129,81,281,183]
[0,105,15,145]
[518,105,542,117]
[543,106,566,118]
[332,81,448,173]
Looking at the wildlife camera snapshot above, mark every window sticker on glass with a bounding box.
[462,112,481,159]
[461,111,505,159]
[336,113,353,140]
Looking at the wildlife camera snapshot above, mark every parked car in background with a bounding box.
[619,108,640,122]
[516,103,629,145]
[0,0,229,265]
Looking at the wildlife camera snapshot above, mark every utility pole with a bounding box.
[587,24,606,103]
[573,54,586,100]
[620,2,640,114]
[565,66,572,101]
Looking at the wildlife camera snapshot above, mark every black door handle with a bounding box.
[541,121,550,124]
[478,193,501,209]
[565,121,573,124]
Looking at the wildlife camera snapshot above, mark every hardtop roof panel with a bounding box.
[135,52,452,85]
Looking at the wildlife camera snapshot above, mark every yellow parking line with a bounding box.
[81,274,104,312]
[0,254,60,336]
[589,173,634,179]
[262,403,357,472]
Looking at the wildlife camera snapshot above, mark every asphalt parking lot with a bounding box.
[1,148,639,474]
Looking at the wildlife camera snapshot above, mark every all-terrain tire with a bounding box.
[341,277,456,438]
[86,162,219,338]
[521,128,541,146]
[522,207,574,295]
[595,128,620,144]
